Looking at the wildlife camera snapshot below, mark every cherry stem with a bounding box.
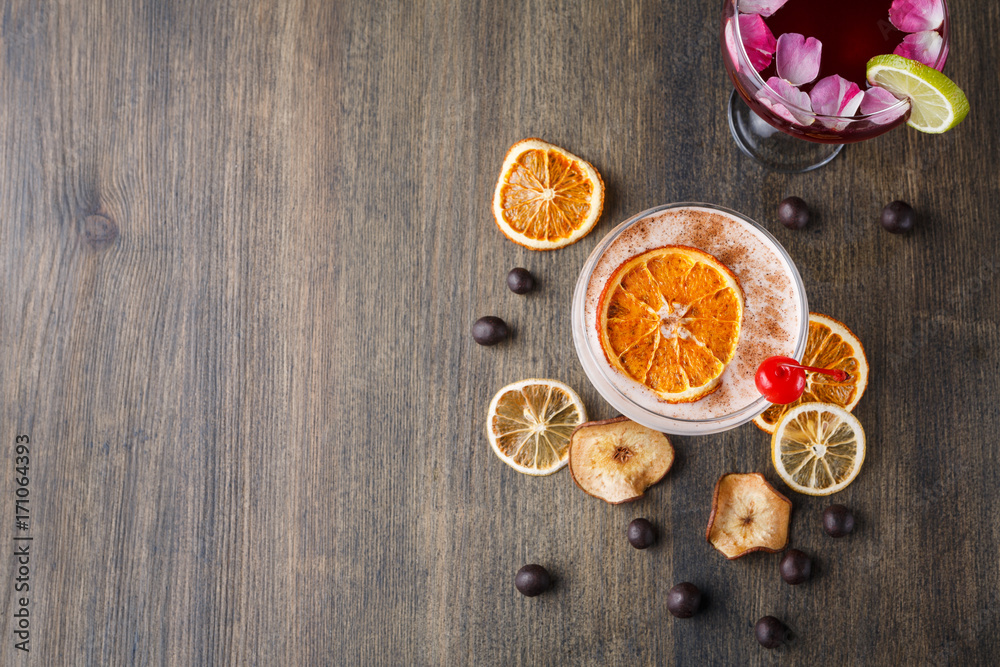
[780,362,849,382]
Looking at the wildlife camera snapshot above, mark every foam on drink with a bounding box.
[583,206,803,421]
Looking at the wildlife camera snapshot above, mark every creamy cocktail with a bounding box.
[572,203,807,434]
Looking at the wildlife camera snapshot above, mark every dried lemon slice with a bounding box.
[492,139,604,250]
[771,402,866,496]
[486,379,587,475]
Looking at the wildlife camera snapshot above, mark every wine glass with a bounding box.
[720,0,950,172]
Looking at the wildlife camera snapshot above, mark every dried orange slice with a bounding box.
[597,246,744,403]
[486,379,587,475]
[771,403,866,496]
[492,138,604,250]
[754,313,869,434]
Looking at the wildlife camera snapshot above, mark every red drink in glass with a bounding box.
[721,0,950,163]
[765,0,910,86]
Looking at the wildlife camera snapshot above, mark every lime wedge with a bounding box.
[866,55,969,134]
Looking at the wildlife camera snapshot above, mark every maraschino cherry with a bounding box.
[756,356,849,404]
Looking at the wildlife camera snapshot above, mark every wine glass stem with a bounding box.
[727,90,844,173]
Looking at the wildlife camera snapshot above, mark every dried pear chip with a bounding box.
[569,417,674,504]
[706,473,792,559]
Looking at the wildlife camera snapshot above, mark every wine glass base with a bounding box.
[727,90,843,173]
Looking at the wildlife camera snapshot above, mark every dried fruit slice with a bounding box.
[754,312,869,433]
[492,138,604,250]
[597,246,744,403]
[771,402,866,496]
[706,473,792,559]
[486,379,587,476]
[568,416,674,504]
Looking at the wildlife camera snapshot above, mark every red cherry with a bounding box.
[756,357,851,404]
[756,356,807,404]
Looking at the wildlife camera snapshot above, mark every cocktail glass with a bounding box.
[721,0,950,172]
[572,203,809,436]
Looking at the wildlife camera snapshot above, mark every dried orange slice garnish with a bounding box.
[492,138,604,250]
[597,246,744,403]
[754,312,869,434]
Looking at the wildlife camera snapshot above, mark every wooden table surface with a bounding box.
[2,1,998,664]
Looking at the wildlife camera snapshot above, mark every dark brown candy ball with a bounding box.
[778,196,810,230]
[506,268,536,294]
[823,504,855,538]
[779,549,812,585]
[755,616,789,649]
[472,316,509,345]
[880,200,915,234]
[515,564,552,597]
[627,518,657,549]
[667,582,702,618]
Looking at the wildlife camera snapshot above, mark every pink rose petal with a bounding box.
[776,34,822,86]
[756,77,814,126]
[738,14,777,72]
[894,30,944,68]
[889,0,944,32]
[810,75,864,129]
[860,86,910,125]
[738,0,789,17]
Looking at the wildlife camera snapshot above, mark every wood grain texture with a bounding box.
[1,0,998,664]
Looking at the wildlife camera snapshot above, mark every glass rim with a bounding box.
[571,202,810,433]
[727,0,950,121]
